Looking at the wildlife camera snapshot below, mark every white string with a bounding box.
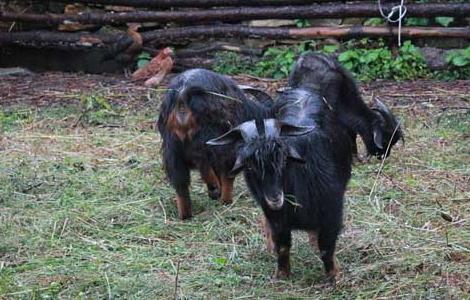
[378,0,407,46]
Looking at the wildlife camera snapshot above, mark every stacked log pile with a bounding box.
[0,0,468,72]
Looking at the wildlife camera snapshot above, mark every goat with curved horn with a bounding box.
[208,88,350,282]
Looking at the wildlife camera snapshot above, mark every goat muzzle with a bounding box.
[265,192,284,211]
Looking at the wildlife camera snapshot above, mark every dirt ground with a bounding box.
[1,71,468,109]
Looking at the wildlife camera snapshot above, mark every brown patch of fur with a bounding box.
[307,230,318,251]
[220,176,234,205]
[201,167,220,190]
[175,195,192,220]
[261,216,275,253]
[327,255,340,281]
[166,109,198,141]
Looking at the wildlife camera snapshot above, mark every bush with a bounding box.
[434,46,470,80]
[213,51,253,75]
[212,40,469,81]
[338,41,429,81]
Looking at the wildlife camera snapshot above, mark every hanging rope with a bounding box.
[378,0,407,46]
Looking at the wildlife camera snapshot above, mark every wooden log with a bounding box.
[1,26,468,49]
[142,25,470,44]
[2,3,469,25]
[174,43,263,57]
[43,0,368,8]
[0,30,129,48]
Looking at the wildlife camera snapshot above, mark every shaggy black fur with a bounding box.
[208,88,352,281]
[289,53,403,158]
[157,68,271,219]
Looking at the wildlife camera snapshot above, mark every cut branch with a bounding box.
[2,3,469,25]
[1,26,467,50]
[43,0,370,8]
[142,25,470,44]
[0,30,129,48]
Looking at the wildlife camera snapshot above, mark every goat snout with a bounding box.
[265,192,284,210]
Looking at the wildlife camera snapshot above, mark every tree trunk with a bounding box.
[2,3,469,25]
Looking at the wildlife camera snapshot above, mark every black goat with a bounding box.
[288,53,403,159]
[208,88,352,281]
[157,68,271,219]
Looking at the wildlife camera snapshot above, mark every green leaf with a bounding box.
[95,96,112,110]
[364,18,385,26]
[435,17,454,27]
[213,257,227,266]
[452,55,467,67]
[343,61,354,70]
[405,18,429,26]
[137,59,150,69]
[338,51,355,61]
[322,44,339,54]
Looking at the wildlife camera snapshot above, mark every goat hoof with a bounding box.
[274,269,291,280]
[178,212,192,220]
[207,187,221,200]
[325,260,340,284]
[175,196,192,220]
[221,198,233,205]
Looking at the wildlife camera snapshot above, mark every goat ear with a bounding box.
[279,122,315,137]
[373,127,384,150]
[287,145,306,163]
[374,98,392,115]
[206,128,241,146]
[229,155,245,176]
[238,85,273,103]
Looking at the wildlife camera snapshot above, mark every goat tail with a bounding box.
[175,85,206,107]
[158,85,206,135]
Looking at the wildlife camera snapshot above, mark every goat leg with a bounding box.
[318,228,340,283]
[272,228,292,279]
[199,165,221,200]
[168,157,192,219]
[260,216,275,253]
[220,175,234,205]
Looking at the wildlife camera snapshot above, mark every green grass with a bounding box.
[0,92,469,299]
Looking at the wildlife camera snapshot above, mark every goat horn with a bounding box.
[374,98,392,115]
[264,118,280,139]
[237,120,259,142]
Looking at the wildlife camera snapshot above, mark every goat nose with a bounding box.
[265,192,284,210]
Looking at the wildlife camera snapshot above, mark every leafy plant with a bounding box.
[252,43,312,79]
[213,51,253,75]
[252,47,297,79]
[320,44,340,54]
[295,19,311,28]
[435,47,470,80]
[364,18,385,26]
[446,47,470,67]
[434,17,454,27]
[405,17,429,26]
[76,93,117,126]
[338,41,428,81]
[136,51,152,69]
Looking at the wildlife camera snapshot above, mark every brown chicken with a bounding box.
[132,47,174,87]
